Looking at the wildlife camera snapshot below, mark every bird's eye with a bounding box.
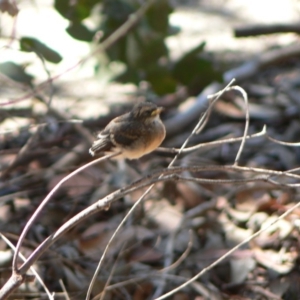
[143,109,152,117]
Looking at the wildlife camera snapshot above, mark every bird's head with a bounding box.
[131,102,164,121]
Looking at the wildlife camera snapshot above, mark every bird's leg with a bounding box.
[116,159,133,201]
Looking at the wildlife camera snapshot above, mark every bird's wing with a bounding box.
[112,122,142,148]
[89,128,114,155]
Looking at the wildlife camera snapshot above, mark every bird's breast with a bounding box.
[144,119,166,152]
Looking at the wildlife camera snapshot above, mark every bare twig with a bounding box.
[97,244,127,300]
[0,125,45,178]
[164,82,221,136]
[157,125,266,154]
[230,86,249,165]
[266,134,300,146]
[204,80,251,166]
[86,81,235,299]
[1,163,297,298]
[159,230,194,273]
[155,195,300,299]
[224,43,300,82]
[58,279,70,300]
[12,152,120,272]
[234,23,300,37]
[0,233,54,300]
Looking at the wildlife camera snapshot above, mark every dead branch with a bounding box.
[234,23,300,37]
[224,43,300,82]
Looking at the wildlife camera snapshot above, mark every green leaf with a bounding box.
[66,22,95,41]
[173,41,206,74]
[172,41,222,93]
[20,37,62,64]
[0,61,34,85]
[54,0,100,22]
[114,68,140,85]
[146,0,173,34]
[146,66,177,95]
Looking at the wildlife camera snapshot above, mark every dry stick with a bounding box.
[240,151,300,187]
[0,233,54,300]
[286,166,300,174]
[99,231,193,297]
[12,152,120,272]
[36,94,95,143]
[249,285,282,300]
[234,23,300,37]
[7,165,299,262]
[34,51,55,107]
[102,273,193,293]
[157,125,266,154]
[0,125,45,179]
[164,82,221,137]
[0,119,83,135]
[224,43,300,83]
[1,164,298,298]
[152,229,192,298]
[0,172,231,298]
[1,0,158,107]
[9,0,158,264]
[58,279,70,300]
[152,79,239,297]
[155,85,275,298]
[266,134,300,147]
[205,84,249,166]
[0,126,268,193]
[97,244,127,300]
[153,87,292,299]
[217,85,249,166]
[152,231,176,299]
[231,86,249,165]
[1,38,298,300]
[155,195,300,300]
[2,164,297,296]
[159,230,194,273]
[155,79,237,298]
[1,126,262,192]
[86,80,237,300]
[85,183,159,299]
[22,172,257,264]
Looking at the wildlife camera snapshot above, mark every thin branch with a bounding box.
[86,80,236,298]
[159,230,194,273]
[224,43,300,83]
[0,233,54,300]
[85,181,158,299]
[34,51,54,108]
[206,81,249,166]
[1,165,297,298]
[164,83,221,136]
[266,134,300,146]
[234,23,300,37]
[230,86,249,165]
[157,125,267,154]
[155,196,300,299]
[58,279,70,300]
[97,244,127,300]
[12,152,120,272]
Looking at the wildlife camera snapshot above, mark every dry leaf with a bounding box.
[253,248,297,274]
[145,199,183,232]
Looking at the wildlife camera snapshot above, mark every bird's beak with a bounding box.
[153,107,164,115]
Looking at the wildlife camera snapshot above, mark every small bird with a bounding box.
[89,102,166,159]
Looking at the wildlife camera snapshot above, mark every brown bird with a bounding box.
[89,102,166,159]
